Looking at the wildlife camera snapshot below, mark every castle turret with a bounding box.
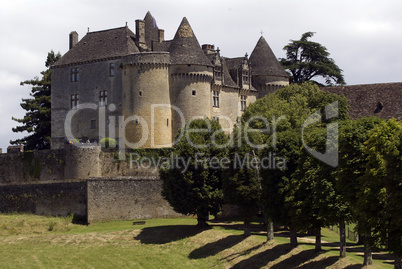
[169,18,213,137]
[249,36,289,97]
[122,52,172,148]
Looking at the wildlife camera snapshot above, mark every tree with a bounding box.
[222,125,261,237]
[280,32,345,86]
[240,82,349,247]
[359,119,402,268]
[10,51,61,150]
[160,118,228,227]
[334,117,383,259]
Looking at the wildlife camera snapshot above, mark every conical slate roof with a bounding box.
[249,36,288,77]
[144,11,160,49]
[53,27,139,67]
[169,17,212,66]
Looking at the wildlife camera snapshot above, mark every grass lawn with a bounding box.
[0,214,395,268]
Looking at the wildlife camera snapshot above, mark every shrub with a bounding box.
[100,138,117,148]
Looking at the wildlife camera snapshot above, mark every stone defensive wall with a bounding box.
[0,146,179,223]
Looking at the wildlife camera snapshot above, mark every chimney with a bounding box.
[69,31,78,50]
[135,19,145,45]
[158,29,164,42]
[202,44,215,55]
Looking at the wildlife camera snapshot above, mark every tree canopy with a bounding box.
[279,32,345,86]
[160,118,228,227]
[10,50,61,150]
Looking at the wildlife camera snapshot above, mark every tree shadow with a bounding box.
[189,234,245,259]
[231,243,292,269]
[298,256,339,268]
[343,265,363,269]
[134,225,208,244]
[269,249,325,269]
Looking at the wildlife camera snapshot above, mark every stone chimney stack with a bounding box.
[136,19,146,46]
[158,29,164,42]
[69,31,78,50]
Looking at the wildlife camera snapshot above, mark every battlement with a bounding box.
[123,52,170,67]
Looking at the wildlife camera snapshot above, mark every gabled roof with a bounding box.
[169,17,212,66]
[323,82,402,120]
[249,36,288,77]
[53,27,139,67]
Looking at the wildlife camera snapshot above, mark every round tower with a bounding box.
[168,17,214,138]
[122,52,172,148]
[250,36,289,97]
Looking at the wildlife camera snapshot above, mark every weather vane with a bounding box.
[260,30,264,36]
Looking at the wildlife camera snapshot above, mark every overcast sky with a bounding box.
[0,0,401,152]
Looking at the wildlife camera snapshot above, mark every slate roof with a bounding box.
[53,27,139,67]
[221,58,238,88]
[323,82,402,120]
[249,36,288,77]
[168,17,212,66]
[144,11,160,49]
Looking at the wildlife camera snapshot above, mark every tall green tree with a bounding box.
[240,82,349,247]
[280,32,345,86]
[11,51,61,150]
[223,124,261,237]
[334,117,383,259]
[160,118,228,227]
[358,119,402,268]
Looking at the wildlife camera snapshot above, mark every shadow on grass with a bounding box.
[297,256,339,268]
[269,249,326,269]
[134,225,208,244]
[343,265,363,269]
[189,234,245,259]
[231,243,292,269]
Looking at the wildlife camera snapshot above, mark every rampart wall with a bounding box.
[0,146,179,222]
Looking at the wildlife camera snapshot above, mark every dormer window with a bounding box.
[214,66,221,80]
[242,70,249,83]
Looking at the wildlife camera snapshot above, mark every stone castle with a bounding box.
[51,11,289,149]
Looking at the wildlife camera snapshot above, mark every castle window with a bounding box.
[99,90,107,106]
[71,68,79,82]
[109,63,115,77]
[71,94,79,109]
[240,95,247,111]
[214,66,221,80]
[213,91,219,107]
[192,90,196,96]
[242,70,249,83]
[90,120,96,129]
[213,116,219,122]
[167,119,169,126]
[139,91,142,97]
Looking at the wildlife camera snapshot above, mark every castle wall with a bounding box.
[0,181,87,218]
[252,75,289,98]
[51,59,124,149]
[0,147,101,183]
[170,65,213,137]
[122,53,172,148]
[87,177,181,222]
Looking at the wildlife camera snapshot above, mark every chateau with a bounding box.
[50,11,289,149]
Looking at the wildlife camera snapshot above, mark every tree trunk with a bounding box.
[339,218,346,258]
[363,233,373,266]
[315,227,322,252]
[290,226,298,248]
[244,218,251,237]
[196,209,209,227]
[357,233,364,245]
[395,254,402,269]
[267,219,274,241]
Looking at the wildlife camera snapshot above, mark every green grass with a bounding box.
[0,214,395,268]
